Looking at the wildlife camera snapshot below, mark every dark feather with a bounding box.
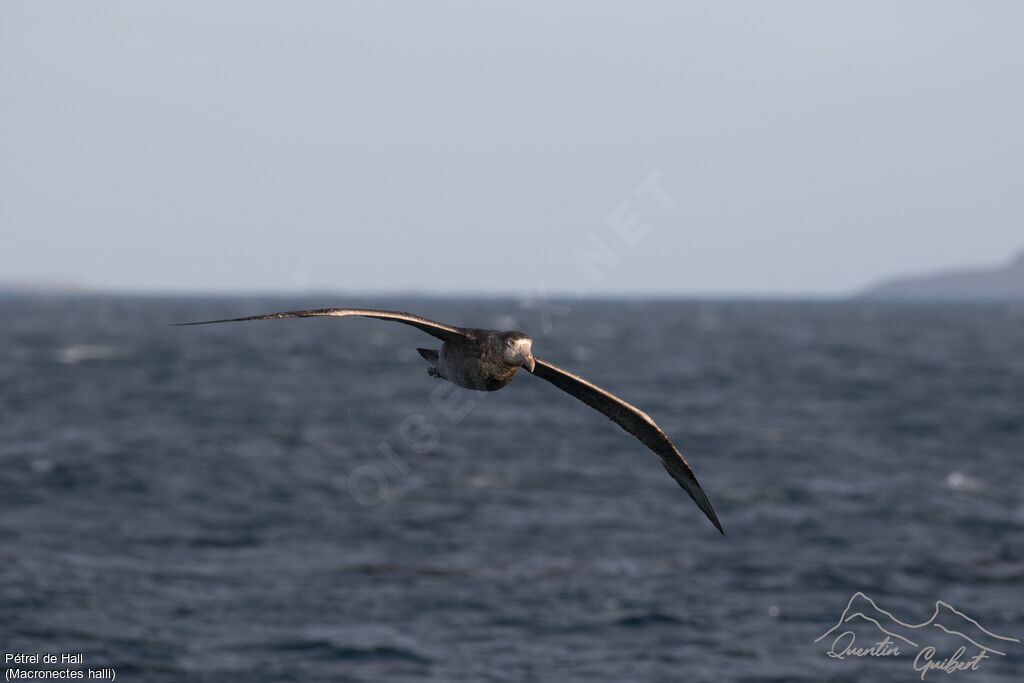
[530,357,723,534]
[174,308,466,343]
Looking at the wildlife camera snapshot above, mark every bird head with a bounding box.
[501,331,535,372]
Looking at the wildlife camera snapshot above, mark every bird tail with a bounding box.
[417,348,439,363]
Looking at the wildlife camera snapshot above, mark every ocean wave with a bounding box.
[55,344,122,364]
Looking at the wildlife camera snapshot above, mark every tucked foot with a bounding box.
[427,367,441,378]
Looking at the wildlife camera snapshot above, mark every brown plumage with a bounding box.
[176,307,723,534]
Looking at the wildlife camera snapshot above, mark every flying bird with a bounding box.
[177,308,723,534]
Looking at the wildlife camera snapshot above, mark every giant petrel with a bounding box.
[178,308,723,534]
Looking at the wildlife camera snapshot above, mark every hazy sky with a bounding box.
[2,2,1022,296]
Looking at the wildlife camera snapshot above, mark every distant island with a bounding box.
[861,250,1024,302]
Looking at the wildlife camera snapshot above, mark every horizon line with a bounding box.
[0,284,882,301]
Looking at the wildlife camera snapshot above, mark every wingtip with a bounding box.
[688,489,725,535]
[706,507,725,536]
[688,478,725,536]
[660,460,725,536]
[171,318,245,326]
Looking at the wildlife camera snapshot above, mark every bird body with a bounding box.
[177,307,723,534]
[432,329,533,391]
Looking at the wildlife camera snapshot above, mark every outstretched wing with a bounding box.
[175,308,467,342]
[530,357,723,534]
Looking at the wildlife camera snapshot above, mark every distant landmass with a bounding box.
[861,250,1024,302]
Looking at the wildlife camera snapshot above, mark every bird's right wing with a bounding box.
[175,308,467,342]
[530,357,723,534]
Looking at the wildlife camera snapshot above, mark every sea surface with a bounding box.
[2,296,1022,682]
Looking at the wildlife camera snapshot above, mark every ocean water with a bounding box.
[2,296,1022,682]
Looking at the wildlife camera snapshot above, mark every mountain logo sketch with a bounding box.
[816,592,1021,657]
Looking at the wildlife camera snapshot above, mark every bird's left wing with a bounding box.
[529,357,723,534]
[175,308,467,343]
